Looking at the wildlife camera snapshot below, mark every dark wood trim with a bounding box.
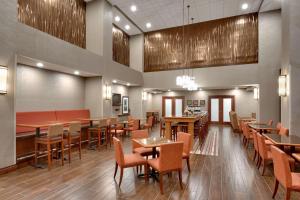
[208,95,235,124]
[162,96,185,117]
[0,165,17,175]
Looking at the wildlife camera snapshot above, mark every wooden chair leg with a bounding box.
[285,189,291,200]
[258,157,262,169]
[262,160,266,175]
[47,143,51,170]
[253,151,257,161]
[35,142,38,165]
[178,170,183,189]
[114,162,118,179]
[159,173,164,194]
[144,164,148,182]
[68,138,71,164]
[272,179,279,198]
[186,158,191,172]
[61,141,64,166]
[119,167,124,187]
[98,130,101,149]
[79,137,82,160]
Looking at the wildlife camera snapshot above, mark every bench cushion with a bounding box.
[55,109,90,125]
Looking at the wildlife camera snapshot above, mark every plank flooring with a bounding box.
[0,125,300,200]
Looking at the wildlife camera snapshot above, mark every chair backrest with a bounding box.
[109,117,118,125]
[279,127,289,136]
[229,111,239,131]
[131,119,140,130]
[159,142,183,171]
[251,112,256,119]
[256,133,268,159]
[276,122,282,131]
[252,130,259,152]
[128,115,133,121]
[48,124,64,138]
[147,116,154,126]
[113,137,125,166]
[240,121,246,136]
[270,145,292,188]
[177,132,192,157]
[242,122,251,138]
[98,119,108,127]
[268,119,273,126]
[131,130,149,150]
[69,121,81,133]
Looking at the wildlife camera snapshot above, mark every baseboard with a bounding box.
[0,164,17,175]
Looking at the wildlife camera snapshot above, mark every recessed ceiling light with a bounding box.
[241,3,248,10]
[112,80,117,83]
[130,5,137,12]
[74,71,80,75]
[146,23,152,28]
[125,25,130,30]
[36,62,44,68]
[126,83,130,86]
[114,16,120,22]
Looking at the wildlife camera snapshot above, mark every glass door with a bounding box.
[162,96,184,117]
[210,98,220,122]
[165,99,172,117]
[209,96,235,124]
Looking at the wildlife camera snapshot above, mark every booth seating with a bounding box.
[16,109,90,163]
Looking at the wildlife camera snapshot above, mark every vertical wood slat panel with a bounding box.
[112,25,130,67]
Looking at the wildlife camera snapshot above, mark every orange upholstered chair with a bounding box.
[109,117,124,138]
[143,116,154,132]
[268,119,273,126]
[131,130,153,158]
[241,122,253,148]
[35,124,64,170]
[87,119,109,149]
[177,132,192,172]
[252,131,260,164]
[64,122,82,163]
[124,119,140,135]
[257,134,295,175]
[113,137,148,187]
[271,146,300,200]
[279,127,289,136]
[147,142,184,194]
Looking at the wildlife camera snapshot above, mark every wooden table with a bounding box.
[263,133,300,152]
[78,117,108,127]
[17,121,69,137]
[164,114,203,149]
[248,123,276,134]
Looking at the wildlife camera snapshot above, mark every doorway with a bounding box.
[208,95,235,124]
[162,96,185,117]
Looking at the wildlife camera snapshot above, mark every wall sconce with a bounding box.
[142,91,148,101]
[253,87,259,100]
[278,75,287,96]
[104,84,112,100]
[0,66,8,94]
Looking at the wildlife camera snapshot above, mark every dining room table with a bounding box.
[263,133,300,152]
[248,123,276,134]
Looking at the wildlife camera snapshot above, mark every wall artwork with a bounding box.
[200,100,206,107]
[122,96,129,114]
[193,100,199,106]
[187,100,192,106]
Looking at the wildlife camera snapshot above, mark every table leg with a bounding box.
[36,127,40,137]
[165,122,171,140]
[188,122,194,151]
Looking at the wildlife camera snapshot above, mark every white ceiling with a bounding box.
[108,0,282,35]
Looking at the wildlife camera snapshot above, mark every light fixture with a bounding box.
[104,84,112,100]
[253,87,259,100]
[278,75,287,96]
[241,3,248,10]
[167,89,171,92]
[74,70,80,75]
[146,23,152,28]
[0,66,8,94]
[36,62,44,68]
[130,5,137,12]
[125,25,130,30]
[126,83,130,86]
[142,91,148,101]
[112,27,116,32]
[112,80,117,83]
[114,16,120,22]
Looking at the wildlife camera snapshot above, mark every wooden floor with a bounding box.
[1,125,300,200]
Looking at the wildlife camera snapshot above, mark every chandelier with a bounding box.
[175,2,198,91]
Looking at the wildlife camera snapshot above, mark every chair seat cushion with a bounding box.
[265,139,273,145]
[36,136,62,143]
[291,173,300,190]
[292,153,300,162]
[133,147,153,156]
[111,129,124,134]
[124,153,147,167]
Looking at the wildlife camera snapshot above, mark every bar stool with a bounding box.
[64,122,82,163]
[87,119,109,150]
[35,124,64,170]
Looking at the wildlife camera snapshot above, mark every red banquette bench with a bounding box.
[16,109,90,161]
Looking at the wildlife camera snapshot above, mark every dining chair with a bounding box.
[113,137,148,187]
[87,119,109,149]
[257,134,295,175]
[64,121,82,163]
[278,127,289,136]
[109,117,124,139]
[252,130,260,164]
[160,119,165,137]
[143,116,154,133]
[147,142,184,194]
[177,132,192,172]
[271,146,300,200]
[124,119,140,136]
[241,122,253,148]
[131,130,153,158]
[276,122,282,132]
[267,119,273,126]
[35,124,64,170]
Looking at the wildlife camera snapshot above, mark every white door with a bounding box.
[165,99,172,117]
[175,98,183,117]
[223,98,232,123]
[210,98,219,122]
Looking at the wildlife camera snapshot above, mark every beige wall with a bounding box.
[85,77,102,117]
[130,35,144,72]
[150,89,258,120]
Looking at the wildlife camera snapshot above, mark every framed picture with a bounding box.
[200,100,205,107]
[187,100,192,106]
[122,96,129,114]
[193,100,199,106]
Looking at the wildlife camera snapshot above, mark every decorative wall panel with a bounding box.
[113,25,130,66]
[18,0,86,48]
[144,13,258,72]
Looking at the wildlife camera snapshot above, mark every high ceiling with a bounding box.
[107,0,282,35]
